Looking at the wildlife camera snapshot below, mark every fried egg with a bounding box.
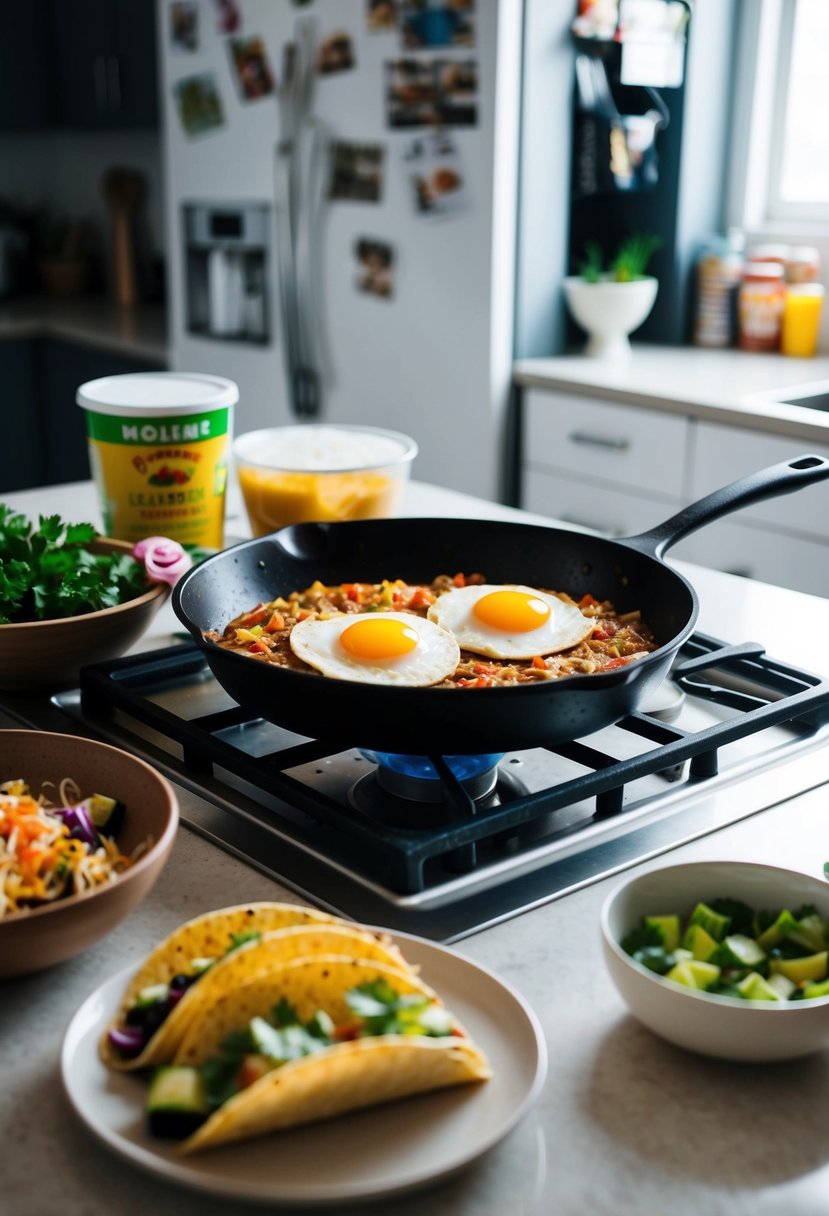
[427,584,593,659]
[288,611,460,686]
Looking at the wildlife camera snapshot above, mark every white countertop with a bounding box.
[0,296,168,363]
[514,345,829,443]
[3,478,829,1216]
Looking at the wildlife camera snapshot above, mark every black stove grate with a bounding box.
[78,633,829,895]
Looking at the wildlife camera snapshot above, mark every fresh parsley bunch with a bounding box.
[0,506,150,623]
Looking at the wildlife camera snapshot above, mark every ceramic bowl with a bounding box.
[0,538,168,692]
[601,860,829,1061]
[233,424,418,537]
[563,275,658,359]
[0,729,178,978]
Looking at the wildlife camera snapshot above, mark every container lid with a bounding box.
[77,372,239,416]
[743,261,785,280]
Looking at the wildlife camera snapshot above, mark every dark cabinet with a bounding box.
[51,0,158,130]
[39,339,164,486]
[0,341,43,492]
[0,4,52,130]
[1,337,164,496]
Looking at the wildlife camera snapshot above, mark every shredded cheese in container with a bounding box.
[0,779,133,918]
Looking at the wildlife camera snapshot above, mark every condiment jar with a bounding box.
[738,261,786,352]
[693,237,743,348]
[786,246,821,284]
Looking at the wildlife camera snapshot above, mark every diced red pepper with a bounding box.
[408,586,435,609]
[531,655,547,670]
[248,640,269,654]
[591,626,613,640]
[342,584,360,602]
[452,572,466,587]
[603,656,630,670]
[264,611,286,633]
[579,594,599,609]
[237,1053,271,1089]
[237,605,269,627]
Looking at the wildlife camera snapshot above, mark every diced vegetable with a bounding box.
[622,895,829,1003]
[146,1066,209,1139]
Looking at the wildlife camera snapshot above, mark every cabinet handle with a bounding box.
[567,431,630,452]
[93,56,107,112]
[107,56,122,111]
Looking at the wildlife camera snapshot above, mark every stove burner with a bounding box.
[360,751,505,802]
[349,762,529,828]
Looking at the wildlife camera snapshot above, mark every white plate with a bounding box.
[61,932,547,1206]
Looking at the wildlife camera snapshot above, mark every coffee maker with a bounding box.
[183,202,270,343]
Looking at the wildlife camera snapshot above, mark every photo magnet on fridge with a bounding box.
[400,0,475,49]
[328,142,386,203]
[317,31,357,75]
[173,73,226,137]
[386,59,478,127]
[213,0,241,35]
[403,129,470,217]
[228,35,276,101]
[170,1,199,52]
[366,0,399,32]
[354,238,396,299]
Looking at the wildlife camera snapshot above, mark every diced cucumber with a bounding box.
[80,793,125,833]
[146,1066,208,1139]
[644,914,681,953]
[767,973,797,1001]
[770,951,829,984]
[737,972,781,1002]
[802,978,829,999]
[688,902,730,943]
[713,934,766,969]
[135,982,170,1007]
[786,913,828,953]
[756,909,799,952]
[665,959,720,990]
[682,923,718,962]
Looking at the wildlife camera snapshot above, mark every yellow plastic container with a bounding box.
[77,372,237,548]
[781,284,824,357]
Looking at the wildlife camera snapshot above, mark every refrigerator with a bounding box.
[159,0,523,501]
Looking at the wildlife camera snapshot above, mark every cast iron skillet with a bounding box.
[173,455,829,755]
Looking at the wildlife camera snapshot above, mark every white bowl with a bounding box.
[563,275,658,359]
[601,860,829,1061]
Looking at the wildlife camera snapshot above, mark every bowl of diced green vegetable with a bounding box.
[601,861,829,1061]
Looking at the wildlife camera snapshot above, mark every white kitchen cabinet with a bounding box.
[523,388,691,499]
[519,386,829,598]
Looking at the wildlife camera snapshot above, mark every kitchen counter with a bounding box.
[514,345,829,444]
[4,479,829,1216]
[0,295,168,363]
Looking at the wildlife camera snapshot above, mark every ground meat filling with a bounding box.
[205,573,658,687]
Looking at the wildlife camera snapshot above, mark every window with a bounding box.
[767,0,829,220]
[729,0,829,231]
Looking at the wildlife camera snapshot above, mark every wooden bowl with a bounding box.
[0,539,168,692]
[0,730,178,978]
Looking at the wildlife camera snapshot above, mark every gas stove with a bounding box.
[7,631,829,941]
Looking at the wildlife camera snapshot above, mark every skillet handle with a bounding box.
[623,454,829,559]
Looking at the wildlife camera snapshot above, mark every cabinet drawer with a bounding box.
[522,468,677,538]
[691,423,829,540]
[673,520,829,598]
[523,388,690,499]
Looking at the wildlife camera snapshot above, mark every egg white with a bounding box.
[288,611,461,686]
[427,584,593,659]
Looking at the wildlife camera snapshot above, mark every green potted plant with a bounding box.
[563,234,661,358]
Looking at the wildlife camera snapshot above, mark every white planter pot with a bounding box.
[563,275,659,359]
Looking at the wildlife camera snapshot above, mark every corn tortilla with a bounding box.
[100,902,348,1071]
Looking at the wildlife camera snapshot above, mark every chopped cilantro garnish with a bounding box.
[0,506,149,623]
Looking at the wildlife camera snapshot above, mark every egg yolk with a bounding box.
[340,617,419,661]
[472,590,551,633]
